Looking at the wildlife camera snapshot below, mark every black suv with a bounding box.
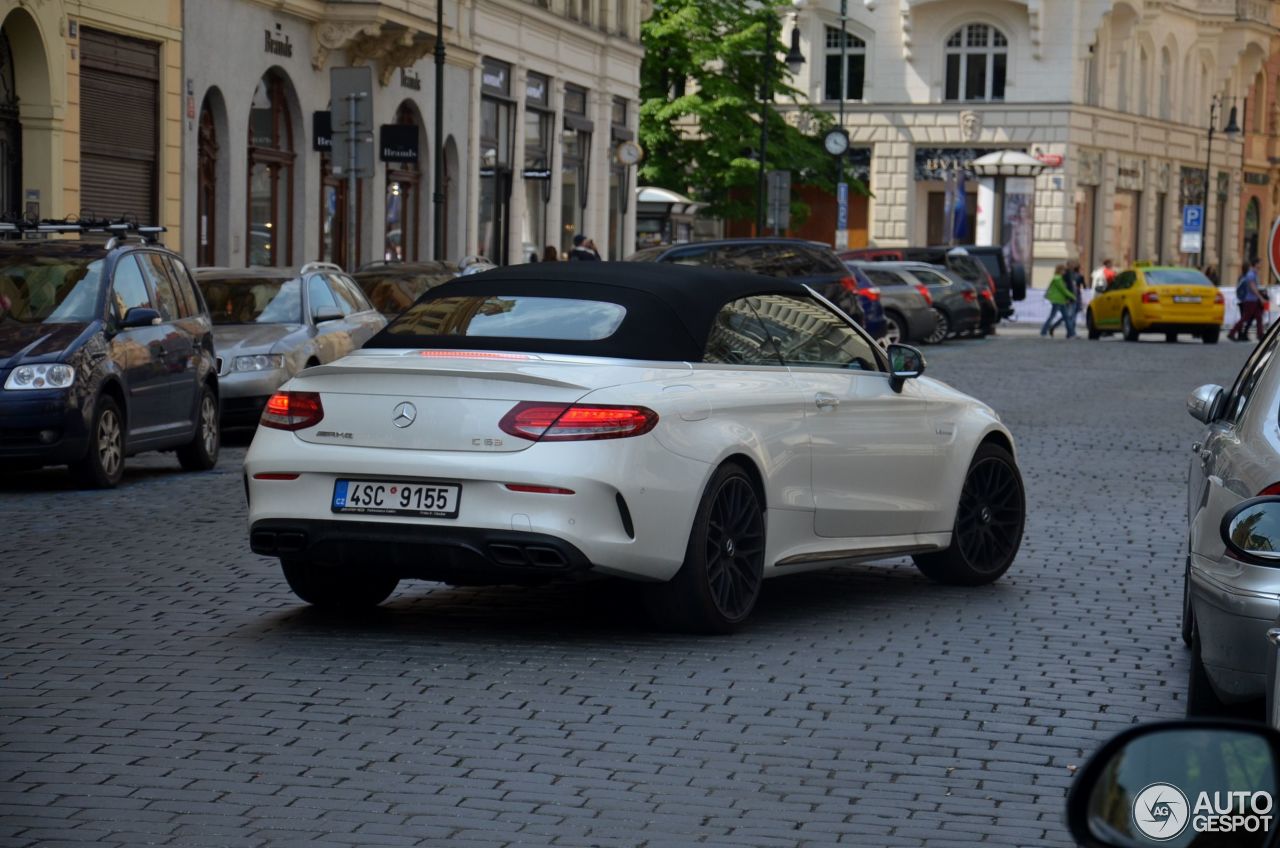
[0,223,219,487]
[625,238,867,329]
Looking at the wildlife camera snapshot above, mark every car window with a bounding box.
[799,246,849,275]
[138,253,183,320]
[714,244,773,274]
[767,245,824,277]
[307,275,341,319]
[662,245,717,266]
[0,256,103,323]
[861,268,907,287]
[1223,323,1280,426]
[748,293,881,371]
[383,295,627,341]
[110,256,153,320]
[971,252,1004,281]
[1113,270,1137,290]
[325,274,364,315]
[164,256,201,317]
[1145,269,1215,286]
[329,274,374,313]
[703,298,783,366]
[907,267,953,287]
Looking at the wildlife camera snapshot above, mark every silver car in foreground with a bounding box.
[1185,317,1280,715]
[195,263,386,427]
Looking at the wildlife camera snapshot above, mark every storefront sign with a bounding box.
[913,147,1009,181]
[526,73,549,107]
[522,168,552,179]
[379,125,418,163]
[400,69,421,91]
[1116,158,1145,191]
[264,27,293,57]
[481,59,510,96]
[312,111,332,152]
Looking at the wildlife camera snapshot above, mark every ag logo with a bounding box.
[1133,783,1190,840]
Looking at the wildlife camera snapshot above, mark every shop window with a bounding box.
[197,98,218,267]
[247,72,294,267]
[386,102,422,262]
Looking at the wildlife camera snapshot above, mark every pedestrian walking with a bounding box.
[1041,264,1077,338]
[543,245,560,262]
[1090,258,1115,291]
[568,234,600,261]
[1050,260,1086,334]
[1229,257,1265,342]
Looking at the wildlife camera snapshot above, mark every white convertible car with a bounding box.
[245,263,1024,632]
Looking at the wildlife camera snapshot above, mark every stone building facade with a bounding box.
[784,0,1276,285]
[180,0,643,270]
[0,0,184,241]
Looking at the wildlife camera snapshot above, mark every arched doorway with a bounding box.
[197,93,220,266]
[385,101,424,261]
[1244,196,1261,267]
[247,70,295,266]
[0,28,18,216]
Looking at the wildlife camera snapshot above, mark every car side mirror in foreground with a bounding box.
[1065,720,1280,848]
[1188,384,1225,424]
[887,343,925,392]
[1222,497,1280,565]
[119,307,161,328]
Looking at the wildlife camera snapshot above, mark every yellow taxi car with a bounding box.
[1086,263,1225,343]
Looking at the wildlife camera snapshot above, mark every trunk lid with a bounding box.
[286,349,684,452]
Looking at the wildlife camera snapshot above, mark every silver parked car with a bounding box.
[846,261,938,345]
[195,263,387,427]
[1184,318,1280,715]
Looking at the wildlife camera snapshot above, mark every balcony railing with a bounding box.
[1236,0,1271,24]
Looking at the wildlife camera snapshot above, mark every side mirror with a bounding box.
[887,343,925,392]
[1188,384,1225,424]
[1066,720,1280,848]
[1222,497,1280,565]
[119,307,161,328]
[312,307,343,324]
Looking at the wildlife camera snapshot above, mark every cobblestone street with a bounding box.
[0,333,1257,847]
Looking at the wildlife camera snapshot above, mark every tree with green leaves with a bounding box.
[639,0,852,227]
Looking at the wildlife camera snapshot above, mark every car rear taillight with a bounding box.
[839,276,858,293]
[260,391,324,431]
[1142,291,1160,304]
[961,289,977,302]
[915,284,933,306]
[1215,292,1225,304]
[1259,483,1280,497]
[862,286,881,301]
[979,288,993,301]
[499,402,659,442]
[417,350,537,360]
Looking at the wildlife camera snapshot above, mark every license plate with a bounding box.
[332,479,461,518]
[1173,295,1202,303]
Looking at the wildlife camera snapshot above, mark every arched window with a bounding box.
[944,23,1007,102]
[1159,48,1172,121]
[1116,52,1129,112]
[825,27,866,101]
[197,97,218,266]
[0,28,18,216]
[247,71,294,267]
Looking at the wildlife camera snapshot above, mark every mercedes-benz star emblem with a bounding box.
[392,401,417,429]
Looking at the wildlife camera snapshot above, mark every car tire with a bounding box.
[913,443,1024,586]
[281,557,400,610]
[1203,328,1220,344]
[924,309,950,344]
[1186,627,1229,716]
[646,462,765,634]
[70,396,125,489]
[1166,332,1178,343]
[1086,309,1101,340]
[1122,310,1140,342]
[883,310,906,345]
[177,384,220,471]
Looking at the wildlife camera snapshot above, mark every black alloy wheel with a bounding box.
[924,308,950,344]
[647,462,765,633]
[882,311,904,345]
[914,443,1024,585]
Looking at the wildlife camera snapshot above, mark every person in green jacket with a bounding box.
[1041,264,1077,338]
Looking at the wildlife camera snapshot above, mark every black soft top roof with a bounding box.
[365,261,814,361]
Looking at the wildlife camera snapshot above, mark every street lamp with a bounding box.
[1200,92,1240,267]
[432,0,446,260]
[755,14,805,235]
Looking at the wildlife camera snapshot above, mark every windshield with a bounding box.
[354,270,455,316]
[0,257,103,324]
[198,277,302,324]
[1145,269,1214,287]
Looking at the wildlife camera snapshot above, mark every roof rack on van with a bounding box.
[299,261,344,274]
[0,217,166,246]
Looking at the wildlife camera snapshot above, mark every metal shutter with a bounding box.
[79,28,159,223]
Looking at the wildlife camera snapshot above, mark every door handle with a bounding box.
[814,392,840,410]
[1191,441,1202,452]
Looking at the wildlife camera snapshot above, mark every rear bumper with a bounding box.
[0,389,90,465]
[221,395,270,428]
[1137,322,1221,334]
[250,518,592,584]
